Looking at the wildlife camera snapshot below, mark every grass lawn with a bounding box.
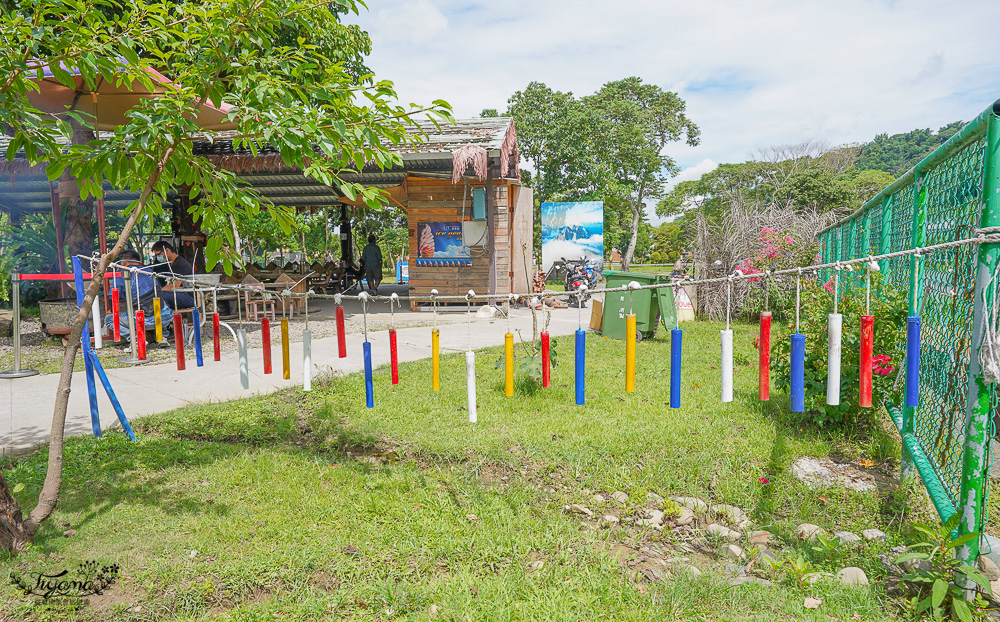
[0,320,926,621]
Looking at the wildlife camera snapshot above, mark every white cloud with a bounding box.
[347,0,1000,185]
[372,0,448,44]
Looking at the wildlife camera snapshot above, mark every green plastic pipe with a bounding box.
[887,404,957,522]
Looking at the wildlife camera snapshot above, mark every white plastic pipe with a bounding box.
[721,329,733,403]
[92,296,102,350]
[303,328,312,392]
[466,350,477,423]
[237,328,249,390]
[827,313,843,405]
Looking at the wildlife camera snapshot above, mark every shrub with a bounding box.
[771,270,908,427]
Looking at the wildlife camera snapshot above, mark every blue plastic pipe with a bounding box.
[575,329,586,405]
[363,341,374,408]
[72,257,101,436]
[192,308,204,367]
[670,328,682,409]
[906,316,922,407]
[89,350,136,440]
[790,333,805,412]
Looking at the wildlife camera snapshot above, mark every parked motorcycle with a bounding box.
[563,256,602,307]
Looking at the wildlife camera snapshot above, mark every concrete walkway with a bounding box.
[0,303,593,455]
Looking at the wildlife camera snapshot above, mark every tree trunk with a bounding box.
[60,125,97,264]
[622,203,641,271]
[0,144,177,553]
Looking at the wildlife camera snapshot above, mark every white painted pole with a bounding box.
[237,328,249,389]
[466,351,477,423]
[92,296,103,350]
[721,329,733,403]
[302,328,312,391]
[827,313,843,405]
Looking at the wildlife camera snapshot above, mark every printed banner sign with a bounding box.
[416,222,471,267]
[541,201,604,272]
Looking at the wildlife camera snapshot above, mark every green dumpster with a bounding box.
[602,271,661,340]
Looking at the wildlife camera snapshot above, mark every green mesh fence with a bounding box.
[819,101,1000,561]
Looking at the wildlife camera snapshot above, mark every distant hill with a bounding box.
[857,120,966,175]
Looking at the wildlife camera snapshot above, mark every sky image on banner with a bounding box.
[541,201,603,271]
[416,222,471,267]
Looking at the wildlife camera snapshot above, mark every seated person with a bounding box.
[150,240,197,310]
[103,250,174,342]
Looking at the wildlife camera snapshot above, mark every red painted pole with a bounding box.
[212,312,221,362]
[262,317,272,374]
[860,315,874,408]
[111,287,120,341]
[541,331,551,388]
[173,314,185,370]
[135,310,146,360]
[336,305,347,358]
[390,328,399,385]
[758,312,771,401]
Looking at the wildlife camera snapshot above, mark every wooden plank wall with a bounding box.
[510,185,534,294]
[406,176,513,302]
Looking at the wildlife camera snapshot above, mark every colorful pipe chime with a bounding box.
[262,317,273,374]
[213,290,221,362]
[466,290,477,423]
[389,293,400,385]
[173,313,185,371]
[670,297,682,410]
[826,265,843,406]
[303,290,312,392]
[625,281,639,392]
[135,310,146,361]
[790,271,805,413]
[906,254,923,408]
[237,291,249,390]
[431,289,440,392]
[575,286,587,406]
[153,297,162,343]
[859,262,876,408]
[506,294,515,398]
[360,292,374,408]
[111,287,120,340]
[335,293,347,358]
[721,276,734,403]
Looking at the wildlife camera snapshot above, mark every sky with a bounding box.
[347,0,1000,224]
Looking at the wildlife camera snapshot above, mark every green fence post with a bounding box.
[879,195,892,255]
[956,105,1000,566]
[862,209,872,257]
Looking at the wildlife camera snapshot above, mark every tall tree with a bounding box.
[0,0,450,552]
[584,77,699,268]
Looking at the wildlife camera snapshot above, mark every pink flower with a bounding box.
[822,280,834,294]
[785,236,794,244]
[759,477,769,484]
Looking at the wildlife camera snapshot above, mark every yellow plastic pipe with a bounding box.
[281,318,290,380]
[153,297,162,342]
[432,328,440,391]
[505,332,514,396]
[625,313,636,392]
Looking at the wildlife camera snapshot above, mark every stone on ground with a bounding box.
[980,556,1000,582]
[646,492,664,506]
[836,567,869,586]
[707,523,741,542]
[676,507,695,526]
[728,576,771,587]
[796,523,826,541]
[612,491,629,504]
[862,528,886,542]
[749,531,772,547]
[671,496,708,513]
[569,504,593,517]
[834,530,861,544]
[725,544,744,560]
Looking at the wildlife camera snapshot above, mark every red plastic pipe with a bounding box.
[261,317,272,374]
[111,287,120,341]
[390,328,399,385]
[758,312,771,401]
[860,315,874,408]
[541,331,551,388]
[173,314,185,370]
[212,312,221,361]
[135,310,146,361]
[336,305,347,358]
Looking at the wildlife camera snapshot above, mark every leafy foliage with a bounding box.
[495,338,558,385]
[895,513,991,622]
[771,269,908,427]
[859,121,966,175]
